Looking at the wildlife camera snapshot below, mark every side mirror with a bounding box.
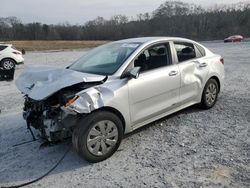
[125,67,141,79]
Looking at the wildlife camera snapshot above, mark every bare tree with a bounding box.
[0,1,249,41]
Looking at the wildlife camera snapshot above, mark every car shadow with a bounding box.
[124,104,202,139]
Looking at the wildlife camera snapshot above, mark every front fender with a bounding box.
[67,87,114,113]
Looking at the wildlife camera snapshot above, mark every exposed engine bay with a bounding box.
[16,65,108,142]
[23,81,106,141]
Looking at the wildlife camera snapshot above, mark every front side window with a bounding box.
[134,43,171,72]
[69,42,141,75]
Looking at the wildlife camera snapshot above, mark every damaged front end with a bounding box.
[23,93,78,141]
[16,65,107,142]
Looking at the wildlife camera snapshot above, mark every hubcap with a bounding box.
[3,60,14,70]
[87,120,118,156]
[205,83,217,105]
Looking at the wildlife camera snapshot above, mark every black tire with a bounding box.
[200,78,219,109]
[72,111,123,163]
[0,59,16,70]
[72,123,81,154]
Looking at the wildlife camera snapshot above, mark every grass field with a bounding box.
[5,40,108,51]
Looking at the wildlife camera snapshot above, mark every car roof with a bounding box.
[230,35,243,38]
[113,37,196,44]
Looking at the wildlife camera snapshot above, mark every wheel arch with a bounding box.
[95,106,126,133]
[209,76,221,93]
[0,57,17,65]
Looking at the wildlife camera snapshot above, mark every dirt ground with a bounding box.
[0,42,249,188]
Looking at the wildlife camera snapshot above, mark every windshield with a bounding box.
[69,42,141,75]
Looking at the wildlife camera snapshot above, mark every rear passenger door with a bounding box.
[172,41,209,104]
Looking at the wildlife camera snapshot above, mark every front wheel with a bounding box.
[72,111,123,163]
[200,78,219,109]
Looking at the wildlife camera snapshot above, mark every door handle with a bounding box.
[193,60,207,68]
[199,62,208,67]
[169,70,178,76]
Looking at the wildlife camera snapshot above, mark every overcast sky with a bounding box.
[0,0,248,24]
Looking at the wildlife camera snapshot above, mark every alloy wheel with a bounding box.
[3,60,15,70]
[205,83,217,105]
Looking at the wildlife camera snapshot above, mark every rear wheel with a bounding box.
[1,59,15,70]
[72,111,123,163]
[200,78,219,109]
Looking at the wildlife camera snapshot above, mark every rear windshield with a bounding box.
[0,45,7,51]
[11,46,18,50]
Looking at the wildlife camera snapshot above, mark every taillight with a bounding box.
[220,58,224,65]
[12,51,21,55]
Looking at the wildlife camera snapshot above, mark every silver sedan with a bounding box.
[16,37,224,162]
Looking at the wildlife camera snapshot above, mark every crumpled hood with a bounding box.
[16,65,106,100]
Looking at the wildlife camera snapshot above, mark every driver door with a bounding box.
[127,42,181,127]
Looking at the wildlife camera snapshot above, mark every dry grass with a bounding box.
[5,40,108,51]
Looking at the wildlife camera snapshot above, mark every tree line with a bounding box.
[1,1,250,41]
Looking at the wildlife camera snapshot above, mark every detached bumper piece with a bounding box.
[0,67,15,81]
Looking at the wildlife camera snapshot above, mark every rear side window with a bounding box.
[174,42,205,62]
[195,44,206,57]
[0,45,7,51]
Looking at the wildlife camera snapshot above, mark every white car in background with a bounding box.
[0,44,24,70]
